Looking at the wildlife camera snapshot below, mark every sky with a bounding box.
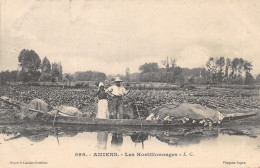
[1,0,260,76]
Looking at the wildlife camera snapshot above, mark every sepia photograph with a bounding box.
[0,0,260,167]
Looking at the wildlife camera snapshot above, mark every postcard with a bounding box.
[0,0,260,167]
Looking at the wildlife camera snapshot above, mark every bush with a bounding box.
[39,73,52,82]
[230,76,244,85]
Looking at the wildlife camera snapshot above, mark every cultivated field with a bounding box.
[1,84,259,116]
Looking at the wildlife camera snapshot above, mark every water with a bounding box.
[0,123,260,168]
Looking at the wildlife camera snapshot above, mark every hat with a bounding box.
[99,82,104,87]
[114,77,123,83]
[98,82,104,89]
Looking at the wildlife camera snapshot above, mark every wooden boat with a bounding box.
[0,96,258,127]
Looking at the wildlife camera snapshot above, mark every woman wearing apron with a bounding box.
[95,82,109,119]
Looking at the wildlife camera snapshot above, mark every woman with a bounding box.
[94,82,109,119]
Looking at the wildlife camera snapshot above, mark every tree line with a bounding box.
[72,71,106,81]
[1,49,259,85]
[205,57,254,85]
[138,57,185,85]
[0,49,107,84]
[137,56,257,85]
[0,49,63,84]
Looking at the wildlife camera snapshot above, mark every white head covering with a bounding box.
[114,77,123,83]
[98,82,104,89]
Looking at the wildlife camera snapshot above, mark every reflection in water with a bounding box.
[26,133,49,142]
[57,131,78,137]
[97,132,108,150]
[111,133,123,150]
[4,130,50,142]
[156,128,219,146]
[131,133,148,143]
[0,124,258,148]
[130,133,148,149]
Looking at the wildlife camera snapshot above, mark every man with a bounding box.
[106,77,130,119]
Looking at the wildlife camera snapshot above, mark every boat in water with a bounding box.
[0,96,257,127]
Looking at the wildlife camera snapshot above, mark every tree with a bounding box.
[39,56,52,82]
[173,66,182,76]
[64,74,73,81]
[161,57,176,71]
[243,61,252,73]
[139,63,159,73]
[256,74,260,84]
[73,71,106,81]
[206,57,217,83]
[170,57,176,69]
[244,72,254,85]
[51,63,60,78]
[231,58,240,78]
[188,76,196,84]
[39,73,52,82]
[58,62,63,81]
[161,57,169,71]
[0,70,18,84]
[18,49,41,82]
[51,62,63,81]
[125,67,130,83]
[237,58,245,76]
[17,71,27,82]
[215,57,225,83]
[224,58,231,78]
[41,56,51,73]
